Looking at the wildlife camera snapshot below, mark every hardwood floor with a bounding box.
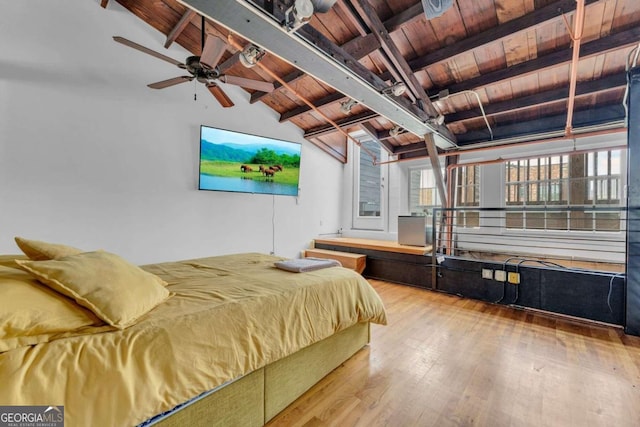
[267,280,640,427]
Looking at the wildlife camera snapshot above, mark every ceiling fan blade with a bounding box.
[113,36,184,67]
[147,76,193,89]
[207,83,234,108]
[200,36,226,70]
[219,75,275,93]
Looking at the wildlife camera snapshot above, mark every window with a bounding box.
[353,137,386,230]
[358,139,381,217]
[409,165,479,227]
[504,149,622,231]
[506,155,569,206]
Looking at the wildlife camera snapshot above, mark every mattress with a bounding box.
[0,253,386,427]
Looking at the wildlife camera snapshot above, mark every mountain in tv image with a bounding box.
[200,140,253,162]
[199,128,301,196]
[200,140,301,166]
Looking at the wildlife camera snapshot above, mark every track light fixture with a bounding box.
[389,125,403,137]
[430,114,445,126]
[382,81,407,97]
[284,0,338,32]
[340,98,358,115]
[239,44,266,68]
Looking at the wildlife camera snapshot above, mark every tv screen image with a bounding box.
[199,126,302,196]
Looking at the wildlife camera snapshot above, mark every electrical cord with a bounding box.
[271,194,275,255]
[608,272,625,313]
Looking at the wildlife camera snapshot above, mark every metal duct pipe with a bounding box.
[564,0,586,136]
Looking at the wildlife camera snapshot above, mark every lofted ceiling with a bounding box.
[104,0,640,162]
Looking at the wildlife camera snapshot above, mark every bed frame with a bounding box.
[150,321,370,426]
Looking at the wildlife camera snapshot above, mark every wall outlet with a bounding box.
[508,272,521,284]
[494,270,507,282]
[482,269,493,280]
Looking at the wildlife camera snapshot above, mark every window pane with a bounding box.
[597,152,608,176]
[506,212,523,228]
[611,150,621,174]
[596,212,621,231]
[570,211,593,231]
[527,212,545,229]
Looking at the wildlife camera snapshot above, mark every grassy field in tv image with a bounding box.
[200,160,300,186]
[199,127,302,196]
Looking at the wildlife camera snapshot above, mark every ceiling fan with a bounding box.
[113,25,274,108]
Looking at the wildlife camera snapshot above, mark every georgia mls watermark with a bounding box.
[0,406,64,427]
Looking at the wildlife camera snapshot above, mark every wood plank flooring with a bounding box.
[267,280,640,427]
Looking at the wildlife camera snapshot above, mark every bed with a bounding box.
[0,247,387,427]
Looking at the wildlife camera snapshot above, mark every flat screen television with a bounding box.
[199,125,301,196]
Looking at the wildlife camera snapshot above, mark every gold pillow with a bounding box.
[15,237,83,261]
[0,254,27,269]
[17,251,171,329]
[0,265,105,353]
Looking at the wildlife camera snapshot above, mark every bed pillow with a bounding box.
[15,237,83,261]
[0,265,105,353]
[0,254,28,269]
[16,251,171,329]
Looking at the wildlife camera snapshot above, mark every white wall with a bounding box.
[0,0,344,264]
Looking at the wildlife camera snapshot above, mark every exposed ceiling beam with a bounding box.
[250,1,422,104]
[100,0,109,8]
[444,73,627,123]
[349,0,437,116]
[164,9,196,48]
[275,34,386,118]
[250,31,381,104]
[180,0,457,148]
[291,63,627,143]
[456,103,625,145]
[392,103,625,158]
[304,111,380,138]
[378,128,408,140]
[408,0,599,74]
[308,137,348,162]
[280,92,347,122]
[429,26,640,97]
[359,122,396,153]
[276,0,606,129]
[383,2,423,32]
[336,0,408,99]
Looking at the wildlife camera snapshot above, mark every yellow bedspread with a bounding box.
[0,253,386,427]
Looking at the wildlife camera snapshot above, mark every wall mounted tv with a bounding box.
[199,125,301,196]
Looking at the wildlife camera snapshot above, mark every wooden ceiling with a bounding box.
[105,0,640,161]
